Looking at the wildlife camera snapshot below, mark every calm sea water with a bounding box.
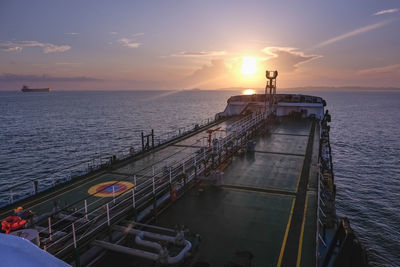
[0,90,399,266]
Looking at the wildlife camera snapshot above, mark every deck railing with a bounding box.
[316,115,336,266]
[35,112,265,260]
[0,116,216,207]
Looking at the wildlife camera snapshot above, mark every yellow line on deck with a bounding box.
[296,193,309,267]
[223,186,296,197]
[277,198,296,267]
[295,125,313,193]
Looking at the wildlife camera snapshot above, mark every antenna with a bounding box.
[265,70,278,114]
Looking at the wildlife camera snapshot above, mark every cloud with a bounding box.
[118,38,141,48]
[64,32,79,35]
[109,32,118,35]
[55,62,83,65]
[181,59,230,88]
[0,73,101,82]
[314,20,393,48]
[354,64,400,86]
[357,64,400,75]
[132,33,144,37]
[173,51,227,57]
[0,40,71,53]
[374,8,399,16]
[261,47,321,72]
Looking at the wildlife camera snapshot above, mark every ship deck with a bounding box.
[0,117,320,267]
[99,118,320,267]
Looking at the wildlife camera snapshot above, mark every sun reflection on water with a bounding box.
[243,89,256,95]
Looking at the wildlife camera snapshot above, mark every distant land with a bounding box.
[209,86,400,92]
[0,86,399,92]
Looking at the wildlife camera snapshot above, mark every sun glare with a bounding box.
[240,57,258,76]
[243,89,256,95]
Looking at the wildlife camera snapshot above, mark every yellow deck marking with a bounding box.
[277,198,296,267]
[295,124,314,193]
[223,186,296,197]
[296,193,309,267]
[88,181,134,197]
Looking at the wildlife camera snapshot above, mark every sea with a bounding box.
[0,89,399,266]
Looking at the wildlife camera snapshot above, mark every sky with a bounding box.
[0,0,399,90]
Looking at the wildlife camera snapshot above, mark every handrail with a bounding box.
[0,116,217,207]
[34,134,214,232]
[40,112,265,258]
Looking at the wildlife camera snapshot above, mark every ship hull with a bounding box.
[21,88,50,92]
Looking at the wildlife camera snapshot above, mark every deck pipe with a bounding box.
[93,228,192,264]
[135,232,162,252]
[93,240,159,261]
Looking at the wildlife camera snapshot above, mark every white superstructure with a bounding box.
[216,94,326,120]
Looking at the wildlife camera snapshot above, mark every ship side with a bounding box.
[21,85,50,92]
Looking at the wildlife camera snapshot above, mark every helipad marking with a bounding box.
[88,181,134,197]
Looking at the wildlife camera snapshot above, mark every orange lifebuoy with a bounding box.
[1,216,27,234]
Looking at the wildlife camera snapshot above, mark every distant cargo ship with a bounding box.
[21,85,50,92]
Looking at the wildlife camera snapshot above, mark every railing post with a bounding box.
[134,175,137,187]
[182,162,185,174]
[169,167,172,184]
[132,188,136,208]
[152,177,155,195]
[48,217,52,241]
[72,223,77,248]
[84,199,88,220]
[194,156,197,177]
[112,186,115,204]
[32,180,38,195]
[106,203,110,226]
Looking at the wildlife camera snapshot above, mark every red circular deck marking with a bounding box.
[88,181,134,197]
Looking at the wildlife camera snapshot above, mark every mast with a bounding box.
[265,70,278,115]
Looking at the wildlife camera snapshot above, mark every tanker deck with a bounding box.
[0,75,368,266]
[0,113,320,266]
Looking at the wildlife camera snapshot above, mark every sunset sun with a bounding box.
[240,57,258,76]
